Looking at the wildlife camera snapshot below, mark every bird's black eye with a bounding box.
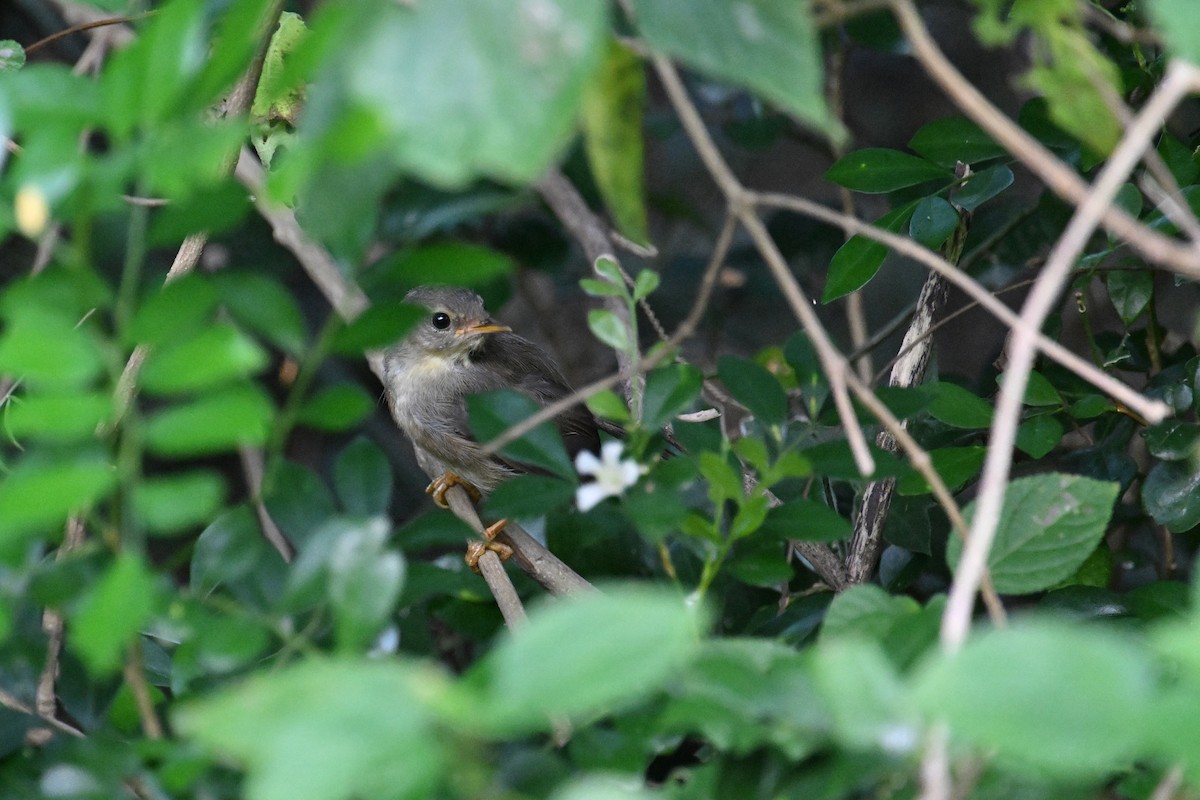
[431,312,451,330]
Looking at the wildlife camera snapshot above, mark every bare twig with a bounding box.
[238,446,295,563]
[1148,765,1185,800]
[442,485,530,628]
[0,687,84,740]
[941,60,1200,652]
[123,641,163,739]
[754,191,1171,425]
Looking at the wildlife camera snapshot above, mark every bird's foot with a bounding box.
[427,472,482,509]
[465,519,512,574]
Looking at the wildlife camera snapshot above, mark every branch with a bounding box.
[940,59,1200,653]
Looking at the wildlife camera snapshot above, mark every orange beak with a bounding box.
[456,320,511,336]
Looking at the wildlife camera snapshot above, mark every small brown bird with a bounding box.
[383,285,602,509]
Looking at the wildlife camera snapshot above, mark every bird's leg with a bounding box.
[426,472,482,508]
[465,519,513,573]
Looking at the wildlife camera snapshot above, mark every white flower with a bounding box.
[574,440,642,511]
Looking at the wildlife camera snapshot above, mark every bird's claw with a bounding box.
[465,519,512,573]
[427,472,482,508]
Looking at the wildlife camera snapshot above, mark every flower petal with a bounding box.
[574,448,602,475]
[575,482,614,512]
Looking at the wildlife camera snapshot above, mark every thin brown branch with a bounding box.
[123,641,163,739]
[238,446,295,563]
[442,485,531,628]
[24,11,150,55]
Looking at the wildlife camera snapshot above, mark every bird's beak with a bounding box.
[456,320,511,336]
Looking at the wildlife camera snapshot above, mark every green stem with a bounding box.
[265,315,339,459]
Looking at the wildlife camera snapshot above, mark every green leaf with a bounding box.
[655,638,825,759]
[2,391,113,443]
[71,552,159,676]
[699,452,742,506]
[191,507,278,594]
[821,584,920,642]
[824,148,949,193]
[907,116,1003,168]
[333,437,393,517]
[144,385,274,457]
[581,41,648,245]
[141,324,269,395]
[810,638,918,752]
[641,364,702,429]
[730,494,771,540]
[1015,414,1064,459]
[330,305,424,355]
[632,0,841,140]
[925,381,993,428]
[757,499,851,542]
[947,473,1120,594]
[176,659,446,800]
[717,355,788,428]
[305,0,607,187]
[214,272,308,357]
[0,309,103,388]
[1000,369,1062,407]
[1143,459,1200,532]
[468,390,574,480]
[1023,29,1122,156]
[823,200,919,302]
[297,383,376,432]
[251,11,309,123]
[370,243,516,293]
[896,446,985,495]
[586,389,631,423]
[912,620,1152,778]
[1107,270,1154,325]
[469,586,705,732]
[0,40,26,72]
[952,163,1014,211]
[0,453,115,549]
[135,471,226,535]
[327,518,404,650]
[486,475,575,519]
[907,196,960,249]
[1143,421,1200,461]
[127,273,220,347]
[587,308,633,353]
[632,269,660,302]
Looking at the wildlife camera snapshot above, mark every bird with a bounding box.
[382,285,604,564]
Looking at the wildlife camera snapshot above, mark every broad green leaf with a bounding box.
[581,41,648,245]
[297,383,376,432]
[330,305,423,355]
[1107,270,1153,325]
[1143,460,1200,532]
[997,369,1061,407]
[587,308,632,353]
[469,586,705,731]
[1014,414,1064,459]
[327,518,404,650]
[176,659,446,800]
[655,638,826,759]
[717,355,788,428]
[333,437,393,517]
[821,584,920,642]
[952,163,1014,211]
[907,196,959,249]
[144,385,274,457]
[810,638,919,753]
[2,391,112,443]
[948,473,1120,594]
[0,453,115,547]
[263,460,338,546]
[306,0,607,187]
[191,507,277,593]
[801,440,905,480]
[699,452,742,506]
[823,200,919,302]
[633,0,841,140]
[213,271,308,357]
[825,149,949,193]
[135,471,226,535]
[730,494,771,540]
[468,390,574,480]
[586,389,631,423]
[71,552,159,676]
[251,11,309,123]
[1022,29,1121,156]
[1143,421,1200,461]
[907,116,1003,167]
[486,475,575,519]
[141,324,269,395]
[896,446,985,495]
[757,499,850,542]
[912,620,1152,778]
[622,484,688,543]
[925,381,993,428]
[0,309,103,388]
[127,273,220,347]
[641,363,702,429]
[632,269,660,301]
[783,332,829,417]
